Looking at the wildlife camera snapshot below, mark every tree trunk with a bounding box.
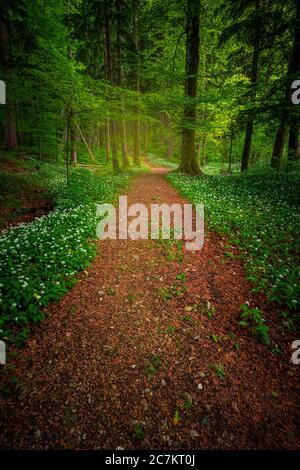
[241,42,259,171]
[103,17,120,172]
[121,121,128,169]
[143,123,148,154]
[271,124,286,169]
[71,124,77,165]
[116,2,128,169]
[178,0,201,174]
[288,0,300,161]
[167,137,173,158]
[132,0,141,165]
[4,99,17,150]
[228,127,234,173]
[104,120,110,162]
[110,120,120,172]
[288,126,299,161]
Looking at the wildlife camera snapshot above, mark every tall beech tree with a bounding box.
[178,0,201,174]
[102,8,120,173]
[131,0,141,165]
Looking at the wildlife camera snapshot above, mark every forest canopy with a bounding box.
[0,0,299,174]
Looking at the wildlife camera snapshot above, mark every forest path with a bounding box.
[0,168,299,449]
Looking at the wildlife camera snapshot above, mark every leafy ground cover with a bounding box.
[168,166,300,325]
[0,156,138,345]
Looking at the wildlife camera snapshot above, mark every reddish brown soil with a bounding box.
[0,169,299,450]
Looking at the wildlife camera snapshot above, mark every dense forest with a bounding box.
[0,0,300,455]
[1,0,299,172]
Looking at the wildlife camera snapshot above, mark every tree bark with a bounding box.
[288,126,299,160]
[116,1,129,169]
[228,126,234,173]
[178,0,201,174]
[71,123,77,165]
[132,0,141,165]
[241,42,259,171]
[103,17,120,172]
[4,99,17,150]
[288,0,300,161]
[104,120,110,163]
[121,121,128,169]
[271,125,286,168]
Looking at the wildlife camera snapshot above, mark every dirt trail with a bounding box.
[0,169,299,449]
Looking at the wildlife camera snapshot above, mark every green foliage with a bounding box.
[210,363,226,380]
[0,158,132,345]
[239,304,270,345]
[134,422,144,441]
[145,354,161,380]
[168,167,300,319]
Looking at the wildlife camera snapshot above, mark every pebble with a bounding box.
[98,290,105,296]
[197,383,203,390]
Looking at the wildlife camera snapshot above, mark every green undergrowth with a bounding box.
[0,154,142,346]
[168,166,300,326]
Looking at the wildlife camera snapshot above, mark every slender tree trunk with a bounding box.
[228,126,234,173]
[132,0,141,165]
[65,110,70,186]
[104,120,110,163]
[178,0,201,174]
[241,43,259,171]
[116,2,128,169]
[164,113,173,158]
[271,124,286,168]
[143,123,148,154]
[288,126,299,160]
[4,99,17,150]
[103,18,120,172]
[121,121,128,169]
[71,124,77,165]
[288,0,300,161]
[200,136,206,167]
[167,137,174,158]
[110,119,120,172]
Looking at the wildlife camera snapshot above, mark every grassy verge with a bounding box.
[168,166,300,327]
[0,154,143,345]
